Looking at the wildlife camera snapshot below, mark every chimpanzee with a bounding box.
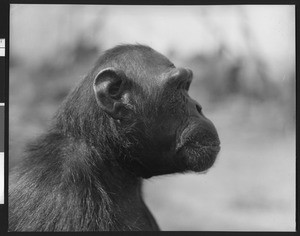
[9,44,220,231]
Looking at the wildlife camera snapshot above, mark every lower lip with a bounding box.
[176,143,221,154]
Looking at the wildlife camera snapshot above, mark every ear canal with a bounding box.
[93,68,128,119]
[108,77,123,98]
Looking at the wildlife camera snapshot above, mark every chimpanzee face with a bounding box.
[93,45,220,178]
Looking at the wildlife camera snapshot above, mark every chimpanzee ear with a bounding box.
[93,68,128,120]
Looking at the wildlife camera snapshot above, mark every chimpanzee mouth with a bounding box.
[181,142,221,156]
[176,138,221,154]
[188,141,221,150]
[175,139,221,172]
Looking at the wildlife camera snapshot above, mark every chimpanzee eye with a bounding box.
[177,80,191,91]
[185,81,191,91]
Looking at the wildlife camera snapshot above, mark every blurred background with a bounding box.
[9,5,295,231]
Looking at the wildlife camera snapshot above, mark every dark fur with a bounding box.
[9,44,220,231]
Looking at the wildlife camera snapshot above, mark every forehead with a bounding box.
[98,45,175,85]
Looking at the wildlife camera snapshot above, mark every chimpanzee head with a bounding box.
[89,45,220,178]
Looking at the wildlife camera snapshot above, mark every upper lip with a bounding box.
[188,142,221,149]
[187,139,220,147]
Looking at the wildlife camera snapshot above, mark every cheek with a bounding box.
[154,131,174,152]
[157,114,184,135]
[154,111,189,153]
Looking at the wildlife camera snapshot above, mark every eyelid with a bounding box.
[184,80,191,91]
[176,76,192,91]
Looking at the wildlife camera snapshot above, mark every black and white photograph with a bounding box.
[8,5,295,231]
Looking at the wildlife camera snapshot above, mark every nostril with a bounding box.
[196,104,202,114]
